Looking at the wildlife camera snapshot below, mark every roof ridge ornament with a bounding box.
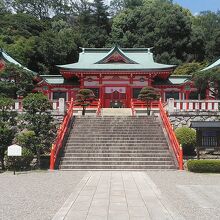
[147,47,153,53]
[79,47,85,54]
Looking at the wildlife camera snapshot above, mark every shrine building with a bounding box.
[1,46,200,106]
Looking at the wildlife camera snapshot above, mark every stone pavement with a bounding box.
[52,171,183,220]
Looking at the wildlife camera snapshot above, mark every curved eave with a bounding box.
[201,58,220,72]
[1,49,38,76]
[58,67,175,72]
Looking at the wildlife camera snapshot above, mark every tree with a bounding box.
[109,0,198,64]
[75,89,95,115]
[138,87,160,115]
[22,93,54,168]
[193,11,220,60]
[16,130,36,152]
[0,63,34,98]
[10,0,52,19]
[36,27,82,74]
[173,62,205,75]
[193,67,220,99]
[77,0,110,47]
[0,96,17,170]
[0,0,9,14]
[109,0,144,15]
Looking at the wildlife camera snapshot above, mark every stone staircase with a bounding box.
[59,116,176,170]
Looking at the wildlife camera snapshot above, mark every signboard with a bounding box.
[7,144,22,157]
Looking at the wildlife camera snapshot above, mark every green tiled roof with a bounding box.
[40,75,80,85]
[0,49,37,75]
[153,75,190,85]
[57,46,176,71]
[201,58,220,71]
[40,75,65,84]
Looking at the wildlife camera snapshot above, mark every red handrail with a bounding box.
[50,98,74,170]
[159,100,183,170]
[96,99,102,116]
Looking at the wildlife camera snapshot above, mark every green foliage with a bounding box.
[187,160,220,173]
[0,63,34,97]
[193,11,220,60]
[175,127,196,156]
[138,87,160,102]
[0,95,17,170]
[22,93,54,168]
[75,89,96,115]
[0,0,219,73]
[23,92,51,114]
[173,62,205,75]
[0,124,15,170]
[0,95,17,125]
[193,67,220,99]
[138,87,160,115]
[16,130,36,152]
[110,0,196,63]
[5,147,34,170]
[36,27,82,74]
[11,0,52,19]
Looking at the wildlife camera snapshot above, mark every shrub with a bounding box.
[187,160,220,173]
[5,147,34,170]
[175,127,196,156]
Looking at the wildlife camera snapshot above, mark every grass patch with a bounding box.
[187,159,220,173]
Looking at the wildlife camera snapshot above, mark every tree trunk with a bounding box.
[36,147,41,169]
[82,106,86,116]
[0,153,5,170]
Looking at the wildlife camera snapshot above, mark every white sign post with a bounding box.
[7,144,22,175]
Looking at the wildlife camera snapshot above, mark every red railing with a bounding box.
[50,98,74,170]
[96,99,102,116]
[131,99,160,109]
[159,100,183,170]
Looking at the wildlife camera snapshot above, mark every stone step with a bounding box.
[65,144,168,147]
[63,153,171,157]
[61,157,172,161]
[68,136,165,142]
[69,134,164,137]
[60,160,174,165]
[64,148,168,156]
[59,165,176,170]
[63,150,169,154]
[67,144,168,147]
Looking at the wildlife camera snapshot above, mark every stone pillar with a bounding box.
[167,98,175,113]
[59,98,66,115]
[15,101,19,110]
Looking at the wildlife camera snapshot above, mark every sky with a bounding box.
[173,0,220,14]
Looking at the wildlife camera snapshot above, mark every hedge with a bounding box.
[175,127,196,156]
[187,160,220,173]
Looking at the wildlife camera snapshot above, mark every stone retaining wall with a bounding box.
[169,111,220,129]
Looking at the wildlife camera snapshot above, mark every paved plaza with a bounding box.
[1,170,220,220]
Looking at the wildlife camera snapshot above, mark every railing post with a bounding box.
[50,144,55,170]
[179,144,183,170]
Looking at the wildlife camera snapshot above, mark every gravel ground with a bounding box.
[0,170,86,220]
[147,171,220,220]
